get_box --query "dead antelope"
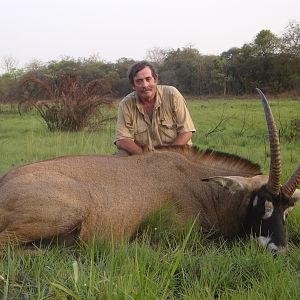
[0,89,299,253]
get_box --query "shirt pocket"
[159,120,177,144]
[134,125,148,146]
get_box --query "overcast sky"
[1,0,299,69]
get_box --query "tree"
[111,57,136,95]
[220,47,245,94]
[47,58,81,76]
[281,20,300,57]
[145,47,171,65]
[19,73,114,131]
[0,55,24,102]
[25,59,45,72]
[161,46,203,94]
[1,55,18,74]
[253,30,280,56]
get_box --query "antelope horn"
[281,165,300,197]
[256,88,281,195]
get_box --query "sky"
[1,0,299,70]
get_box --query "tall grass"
[0,98,300,299]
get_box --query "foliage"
[252,29,280,56]
[0,21,300,101]
[281,20,300,57]
[19,73,115,132]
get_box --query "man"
[115,61,195,155]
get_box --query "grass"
[189,98,300,178]
[0,98,300,299]
[0,109,116,174]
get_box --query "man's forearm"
[172,131,193,146]
[115,139,144,155]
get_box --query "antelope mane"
[156,145,262,177]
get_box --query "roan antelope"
[0,89,299,253]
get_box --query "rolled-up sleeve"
[114,101,134,143]
[172,88,196,134]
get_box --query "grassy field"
[0,98,300,299]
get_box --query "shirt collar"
[135,85,162,113]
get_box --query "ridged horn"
[281,165,300,197]
[256,88,281,195]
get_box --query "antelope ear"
[202,175,268,193]
[291,189,300,203]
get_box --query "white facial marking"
[283,207,294,222]
[267,242,279,252]
[253,196,258,207]
[258,236,271,248]
[258,236,286,253]
[263,201,274,219]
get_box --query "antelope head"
[205,89,300,253]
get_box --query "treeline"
[1,21,299,102]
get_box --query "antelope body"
[0,90,299,252]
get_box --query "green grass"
[0,98,300,299]
[189,98,300,178]
[0,110,116,174]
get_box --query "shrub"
[19,73,115,131]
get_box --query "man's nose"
[141,80,148,87]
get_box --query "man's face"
[133,66,158,102]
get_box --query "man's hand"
[116,139,144,155]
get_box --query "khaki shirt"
[115,85,196,150]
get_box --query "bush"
[19,73,115,131]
